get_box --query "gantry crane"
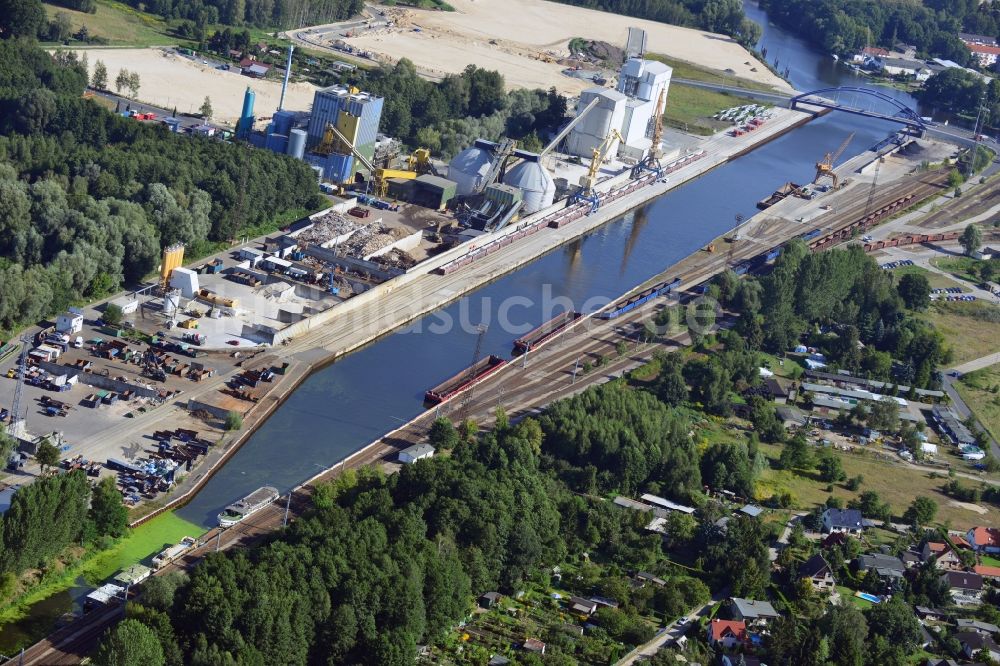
[571,128,625,213]
[813,132,855,189]
[633,87,667,178]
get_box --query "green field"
[44,0,180,47]
[888,264,966,291]
[933,256,1000,284]
[754,442,999,530]
[646,52,779,92]
[664,84,763,135]
[923,300,1000,364]
[956,363,1000,444]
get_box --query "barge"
[151,536,197,570]
[597,277,682,320]
[757,182,802,209]
[218,485,280,527]
[424,355,508,405]
[513,311,583,354]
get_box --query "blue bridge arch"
[790,86,926,136]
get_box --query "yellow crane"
[814,132,855,189]
[573,128,625,212]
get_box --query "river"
[0,2,937,654]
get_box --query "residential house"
[522,638,546,654]
[764,377,791,404]
[635,571,666,587]
[776,405,807,429]
[967,526,1000,554]
[857,553,906,589]
[568,596,598,616]
[940,570,984,604]
[708,619,749,650]
[800,554,836,592]
[933,405,977,446]
[900,549,921,568]
[398,443,434,464]
[973,564,1000,580]
[914,606,946,622]
[957,631,1000,662]
[956,619,1000,635]
[740,505,764,518]
[730,598,780,628]
[853,46,889,68]
[478,592,501,609]
[967,43,1000,69]
[488,656,510,666]
[922,542,962,570]
[822,532,850,549]
[960,32,999,47]
[822,508,864,535]
[723,656,763,666]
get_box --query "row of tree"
[758,0,982,62]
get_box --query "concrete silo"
[566,88,627,158]
[287,128,307,160]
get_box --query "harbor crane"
[632,88,667,179]
[813,132,855,189]
[317,122,417,197]
[571,128,625,213]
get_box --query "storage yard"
[291,0,790,94]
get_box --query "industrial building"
[566,57,672,161]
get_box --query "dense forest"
[757,0,990,62]
[119,0,363,31]
[552,0,761,48]
[717,240,950,389]
[0,38,323,331]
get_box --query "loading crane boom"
[539,96,600,158]
[316,122,377,178]
[632,87,667,178]
[571,128,625,213]
[813,132,854,189]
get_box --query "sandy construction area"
[344,0,789,94]
[77,48,317,125]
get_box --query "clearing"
[888,264,965,291]
[337,0,789,94]
[664,85,764,136]
[923,300,1000,364]
[74,48,317,125]
[43,0,177,47]
[956,362,1000,443]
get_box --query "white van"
[73,336,84,348]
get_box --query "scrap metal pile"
[297,211,364,245]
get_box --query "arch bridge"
[790,87,926,136]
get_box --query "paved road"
[951,353,1000,376]
[615,588,728,665]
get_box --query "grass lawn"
[44,0,180,47]
[646,53,778,92]
[754,442,1000,530]
[933,256,999,284]
[980,554,1000,567]
[759,352,803,380]
[889,264,965,291]
[664,84,763,135]
[922,300,1000,364]
[956,363,1000,443]
[836,585,873,609]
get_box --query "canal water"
[0,2,938,652]
[175,5,923,529]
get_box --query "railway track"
[11,165,947,665]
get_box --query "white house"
[56,311,83,334]
[398,443,435,465]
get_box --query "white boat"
[218,486,280,527]
[152,536,197,570]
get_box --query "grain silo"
[447,143,495,196]
[503,157,555,214]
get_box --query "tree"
[90,476,129,538]
[102,303,124,326]
[224,411,243,431]
[849,490,891,523]
[92,59,108,90]
[428,417,459,450]
[51,12,73,42]
[114,68,130,95]
[35,438,61,473]
[0,432,15,466]
[896,273,930,310]
[903,496,937,526]
[127,71,140,98]
[961,224,983,256]
[654,354,688,406]
[93,618,165,666]
[200,96,213,120]
[817,453,846,483]
[864,596,922,665]
[778,433,813,471]
[822,603,868,666]
[749,396,785,442]
[864,399,899,434]
[0,0,47,37]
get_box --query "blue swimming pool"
[855,592,882,603]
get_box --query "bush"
[103,303,124,326]
[224,411,243,431]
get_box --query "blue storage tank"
[266,133,288,154]
[272,110,296,137]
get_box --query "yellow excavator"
[814,132,854,189]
